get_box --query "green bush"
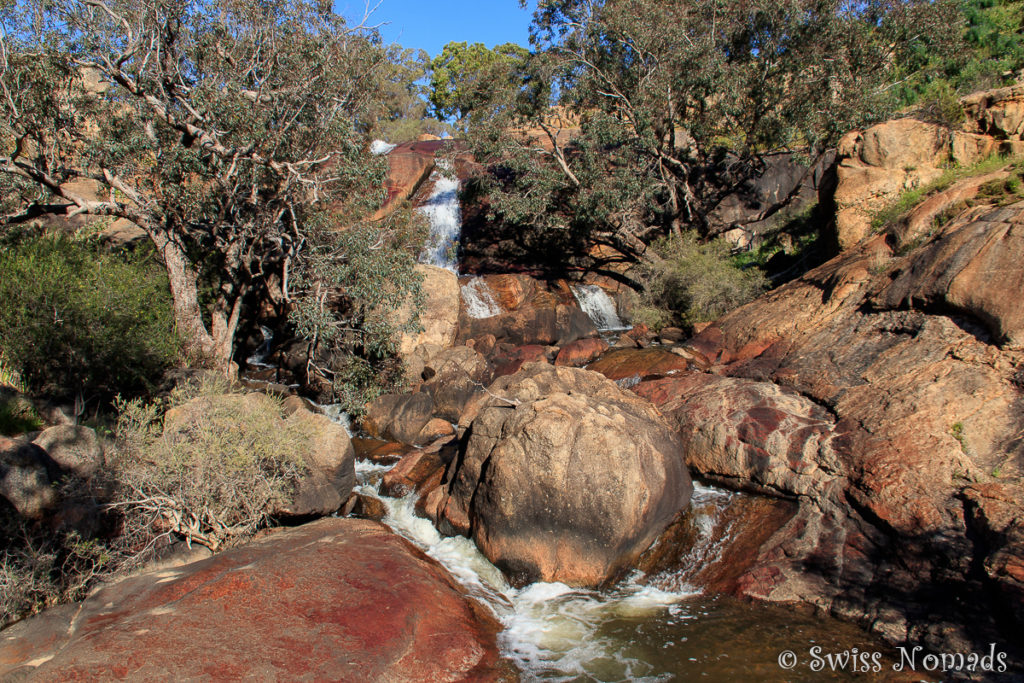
[108,377,310,552]
[637,233,768,330]
[0,233,180,402]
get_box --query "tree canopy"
[463,0,959,264]
[0,0,424,382]
[428,41,530,126]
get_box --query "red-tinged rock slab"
[554,337,609,367]
[491,344,549,378]
[351,437,412,465]
[674,199,1024,659]
[0,518,514,682]
[585,347,691,381]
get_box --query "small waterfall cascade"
[352,460,757,681]
[570,284,628,331]
[245,325,275,368]
[461,277,503,319]
[418,162,462,272]
[370,139,397,156]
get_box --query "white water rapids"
[353,459,742,681]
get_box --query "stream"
[351,458,903,682]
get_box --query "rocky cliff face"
[670,189,1024,656]
[833,84,1024,249]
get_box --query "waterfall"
[461,277,503,319]
[245,325,274,368]
[418,164,462,272]
[571,284,627,331]
[370,139,397,156]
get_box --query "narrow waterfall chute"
[571,284,627,331]
[418,164,462,272]
[461,277,503,319]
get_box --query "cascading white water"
[461,277,503,319]
[370,139,397,156]
[245,325,275,368]
[418,164,462,272]
[570,284,628,332]
[352,461,750,681]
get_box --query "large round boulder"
[0,518,511,681]
[435,363,692,587]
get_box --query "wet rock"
[460,304,598,348]
[436,363,692,587]
[0,518,511,682]
[554,338,609,367]
[342,492,388,521]
[586,347,691,381]
[351,438,410,465]
[380,449,447,499]
[362,392,435,446]
[657,327,686,344]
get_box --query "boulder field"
[0,518,513,682]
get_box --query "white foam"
[418,166,462,272]
[353,457,715,681]
[571,284,628,332]
[370,139,397,155]
[461,277,503,318]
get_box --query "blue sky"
[336,1,537,57]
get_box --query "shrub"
[107,377,310,553]
[0,233,180,403]
[637,233,768,330]
[0,504,112,628]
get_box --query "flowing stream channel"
[350,457,899,682]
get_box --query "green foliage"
[289,209,427,410]
[0,233,179,401]
[0,389,42,436]
[465,0,958,266]
[951,421,970,454]
[870,153,1020,232]
[0,0,410,366]
[371,45,454,143]
[428,41,531,125]
[637,233,768,330]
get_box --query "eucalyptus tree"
[468,0,959,261]
[0,0,421,374]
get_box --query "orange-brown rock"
[0,519,512,682]
[554,338,609,367]
[669,198,1024,656]
[833,119,949,249]
[491,344,550,378]
[380,449,448,499]
[586,347,691,381]
[371,140,439,220]
[435,364,692,587]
